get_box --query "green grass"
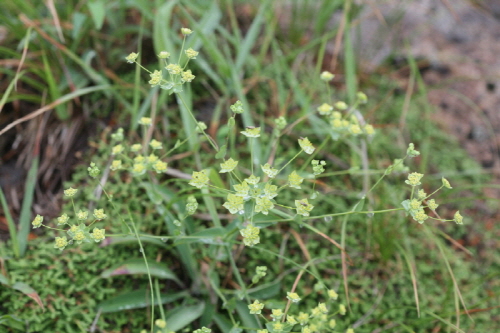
[0,1,499,332]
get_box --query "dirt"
[358,0,500,176]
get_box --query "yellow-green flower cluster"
[288,170,304,189]
[241,126,261,138]
[223,194,244,214]
[252,266,267,284]
[189,170,210,189]
[126,28,198,93]
[295,199,314,217]
[185,196,198,216]
[31,214,44,228]
[64,187,78,197]
[401,166,462,224]
[248,300,265,314]
[240,224,260,246]
[107,129,169,176]
[320,71,335,81]
[220,158,238,173]
[405,172,423,186]
[287,292,301,303]
[298,137,315,154]
[316,75,374,139]
[90,227,106,242]
[261,163,278,178]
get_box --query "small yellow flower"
[339,304,346,315]
[181,28,193,35]
[125,52,139,63]
[158,51,170,59]
[132,163,147,176]
[110,160,122,171]
[149,139,162,150]
[155,319,167,328]
[357,91,367,103]
[139,117,152,126]
[298,137,315,154]
[181,70,195,83]
[131,144,142,152]
[56,214,69,226]
[335,101,348,110]
[166,64,182,75]
[364,124,374,135]
[153,160,168,173]
[405,172,424,187]
[112,144,124,155]
[64,187,78,197]
[31,215,44,228]
[90,228,106,242]
[93,209,107,220]
[185,48,199,59]
[286,291,301,303]
[328,289,338,300]
[453,211,463,224]
[320,71,335,81]
[76,210,88,220]
[241,126,261,138]
[248,300,264,314]
[317,103,333,115]
[54,236,68,250]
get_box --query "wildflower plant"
[28,27,467,333]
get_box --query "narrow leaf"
[165,302,205,332]
[12,282,44,310]
[101,259,181,285]
[98,289,189,313]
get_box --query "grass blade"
[17,155,39,257]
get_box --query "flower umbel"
[295,199,314,217]
[54,236,68,251]
[405,172,424,186]
[287,292,301,303]
[240,224,260,246]
[223,194,244,214]
[189,171,209,189]
[31,215,43,228]
[298,137,315,154]
[248,300,264,314]
[125,52,138,63]
[241,127,261,138]
[220,158,238,173]
[90,228,106,242]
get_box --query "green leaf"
[0,273,9,285]
[165,302,205,331]
[12,282,44,309]
[235,300,260,330]
[213,313,233,333]
[175,227,227,245]
[208,167,225,189]
[87,0,105,30]
[215,144,227,159]
[0,314,24,331]
[71,12,87,40]
[98,289,189,313]
[17,155,39,257]
[100,235,167,248]
[101,258,181,284]
[248,280,281,299]
[353,196,365,212]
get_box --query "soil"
[357,0,500,178]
